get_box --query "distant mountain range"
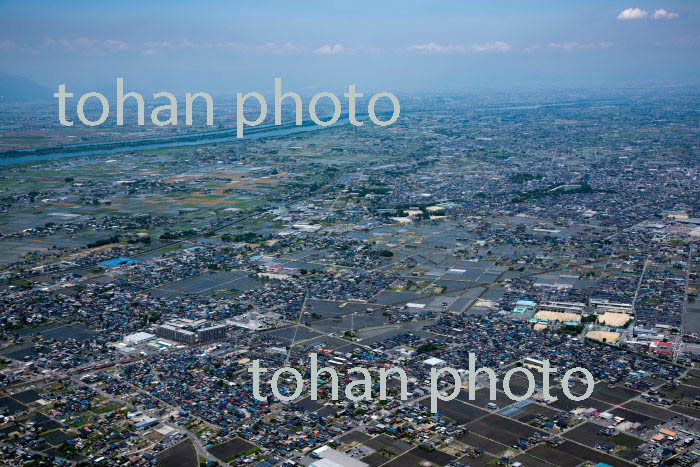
[0,72,51,101]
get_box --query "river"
[0,99,611,167]
[0,115,368,167]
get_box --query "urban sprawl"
[0,88,699,467]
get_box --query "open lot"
[361,452,391,467]
[456,432,508,456]
[465,414,546,447]
[585,383,640,406]
[407,446,455,465]
[363,434,412,457]
[207,437,257,461]
[457,388,515,410]
[564,422,643,451]
[527,440,636,467]
[419,398,488,424]
[12,390,41,404]
[456,453,497,466]
[157,440,197,467]
[151,270,264,297]
[610,406,664,426]
[621,400,677,423]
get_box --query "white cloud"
[659,34,700,46]
[472,41,511,53]
[160,39,298,55]
[141,41,171,56]
[259,41,301,54]
[46,37,97,50]
[180,39,196,49]
[653,9,679,20]
[104,39,128,50]
[315,44,344,55]
[617,8,648,20]
[72,37,96,48]
[347,45,381,55]
[4,37,373,57]
[547,41,615,51]
[407,42,466,53]
[205,41,243,49]
[144,41,171,48]
[0,39,18,50]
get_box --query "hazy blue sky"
[1,0,699,94]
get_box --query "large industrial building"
[310,446,369,467]
[155,319,227,345]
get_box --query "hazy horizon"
[1,0,699,94]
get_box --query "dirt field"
[586,330,621,343]
[534,311,581,322]
[598,312,631,327]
